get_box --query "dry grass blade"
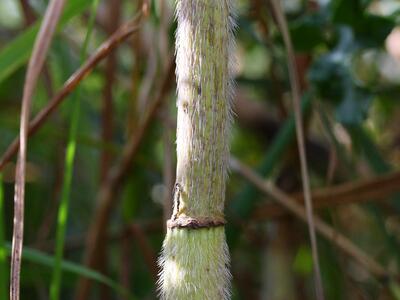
[230,157,392,282]
[269,0,324,298]
[11,0,66,299]
[0,16,145,172]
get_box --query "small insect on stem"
[171,183,182,221]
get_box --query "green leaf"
[0,0,91,85]
[5,244,135,299]
[310,27,376,125]
[335,87,373,125]
[331,0,364,26]
[357,14,394,47]
[290,15,326,52]
[331,0,394,47]
[293,245,313,275]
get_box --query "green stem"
[0,174,6,300]
[159,1,234,299]
[50,1,100,299]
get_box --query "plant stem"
[270,1,324,298]
[0,174,6,300]
[159,1,234,299]
[11,1,66,299]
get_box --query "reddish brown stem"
[254,171,400,220]
[100,0,121,183]
[231,157,392,282]
[98,2,122,299]
[119,232,132,300]
[18,0,36,26]
[129,224,158,281]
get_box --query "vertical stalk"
[100,0,120,183]
[270,1,324,298]
[11,1,66,299]
[0,174,6,300]
[159,1,234,299]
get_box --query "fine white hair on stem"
[158,228,232,300]
[173,0,235,216]
[159,0,235,299]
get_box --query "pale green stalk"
[159,1,235,299]
[50,0,100,299]
[0,174,6,300]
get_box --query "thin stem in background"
[49,0,100,299]
[18,0,36,26]
[129,224,158,281]
[100,0,121,183]
[76,56,174,300]
[0,174,6,300]
[255,170,400,219]
[127,0,144,136]
[119,232,132,300]
[230,157,391,282]
[270,1,324,299]
[11,0,66,299]
[98,2,121,298]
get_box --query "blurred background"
[1,0,400,299]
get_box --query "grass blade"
[50,0,100,299]
[4,244,134,299]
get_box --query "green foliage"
[4,244,134,299]
[332,0,394,47]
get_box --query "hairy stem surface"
[159,1,234,299]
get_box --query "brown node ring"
[167,216,226,230]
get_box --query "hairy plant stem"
[159,1,234,299]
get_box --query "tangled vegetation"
[0,0,400,299]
